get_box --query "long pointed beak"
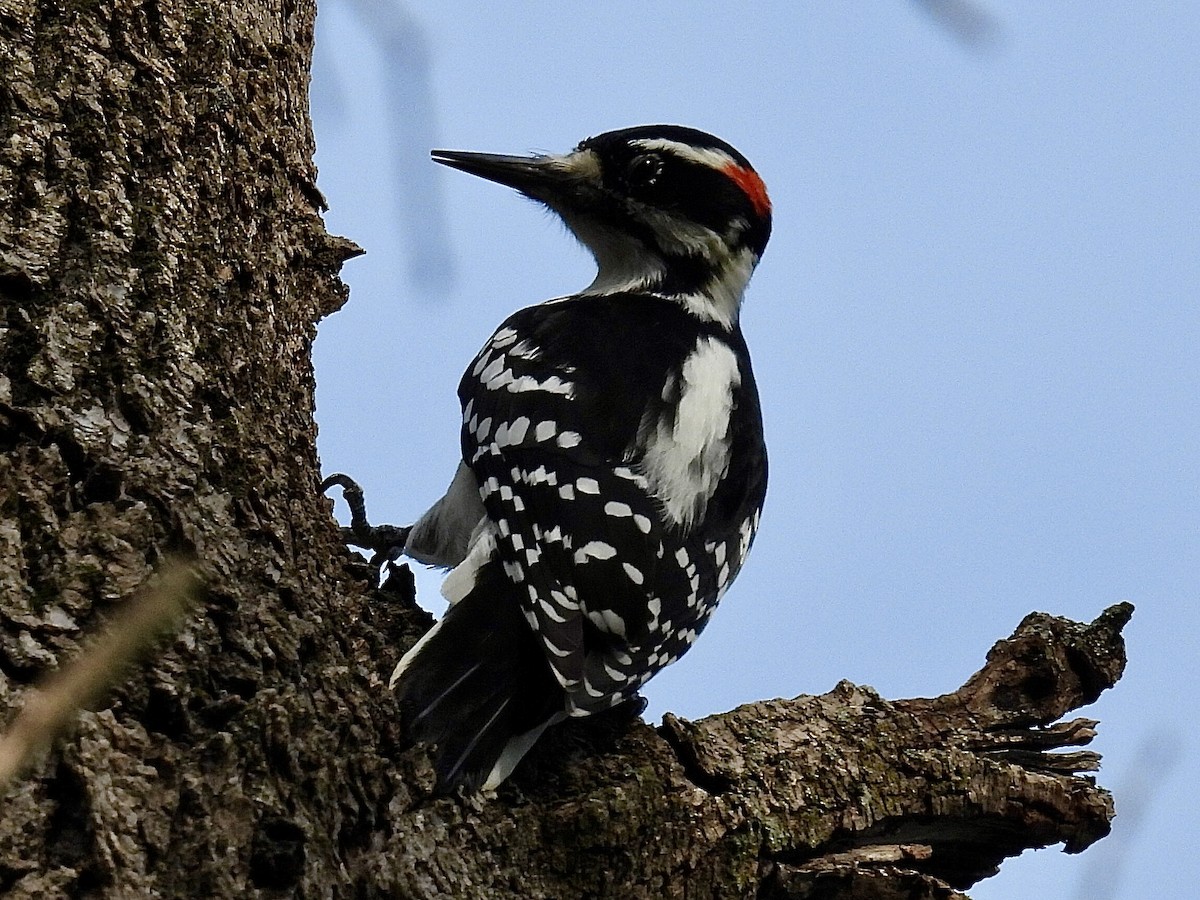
[431,149,579,202]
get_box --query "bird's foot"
[320,473,412,567]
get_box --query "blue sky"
[310,4,1199,897]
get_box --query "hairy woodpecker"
[391,125,771,794]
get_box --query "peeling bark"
[0,2,1128,898]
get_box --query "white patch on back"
[638,336,740,529]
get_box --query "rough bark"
[0,2,1129,898]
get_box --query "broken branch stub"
[657,603,1132,893]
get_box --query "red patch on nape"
[723,163,772,218]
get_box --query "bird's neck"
[584,245,757,330]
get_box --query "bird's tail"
[389,562,563,794]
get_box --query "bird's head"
[433,125,772,328]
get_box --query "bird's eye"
[626,153,664,194]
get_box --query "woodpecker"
[390,125,771,794]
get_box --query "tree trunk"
[0,2,1129,897]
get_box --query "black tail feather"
[393,563,562,793]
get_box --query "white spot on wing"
[574,540,617,563]
[587,607,627,638]
[486,367,515,391]
[540,597,568,623]
[491,326,519,348]
[509,339,540,360]
[509,374,574,396]
[613,466,647,486]
[478,355,505,384]
[472,351,494,377]
[507,416,530,445]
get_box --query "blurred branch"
[316,0,456,295]
[0,560,204,790]
[911,0,1004,51]
[1073,728,1184,900]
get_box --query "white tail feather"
[481,714,565,792]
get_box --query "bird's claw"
[321,473,412,566]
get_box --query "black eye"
[626,153,664,194]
